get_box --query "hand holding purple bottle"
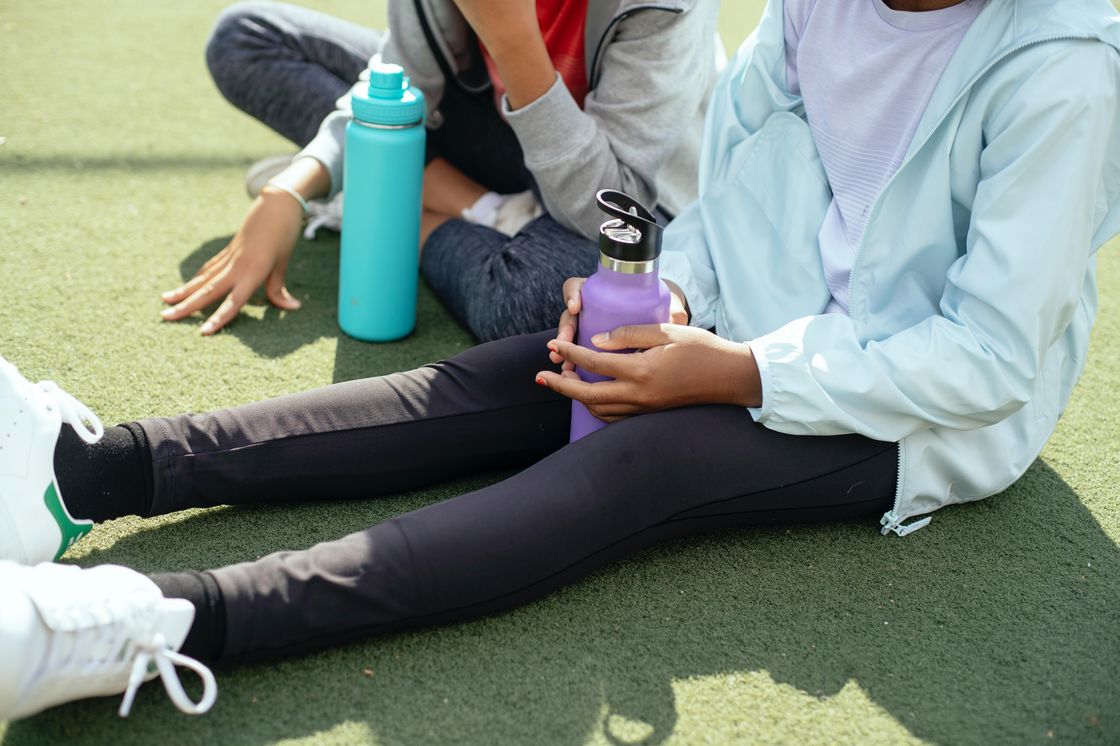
[563,191,675,441]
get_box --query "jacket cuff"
[746,318,816,426]
[296,111,349,199]
[746,336,777,422]
[502,73,596,167]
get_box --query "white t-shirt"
[784,0,985,314]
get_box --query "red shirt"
[479,0,590,110]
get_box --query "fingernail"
[567,300,577,312]
[200,323,213,335]
[160,308,174,319]
[546,341,557,352]
[160,291,174,300]
[592,332,608,345]
[535,377,546,386]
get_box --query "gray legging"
[205,0,601,341]
[131,331,899,662]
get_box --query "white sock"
[492,191,544,236]
[460,191,504,229]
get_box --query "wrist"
[722,340,762,408]
[260,183,309,216]
[255,188,309,231]
[488,36,555,110]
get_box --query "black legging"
[92,331,899,662]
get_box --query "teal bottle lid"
[351,62,426,127]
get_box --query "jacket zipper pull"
[880,511,932,537]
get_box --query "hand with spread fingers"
[538,322,763,422]
[160,157,328,335]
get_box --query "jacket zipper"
[850,34,1096,537]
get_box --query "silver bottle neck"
[599,252,658,275]
[353,118,424,130]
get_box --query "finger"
[562,277,585,317]
[535,370,629,406]
[591,323,672,351]
[196,246,232,277]
[200,286,251,335]
[588,402,643,418]
[547,340,633,378]
[160,273,232,322]
[669,295,689,326]
[161,265,223,305]
[265,258,302,311]
[550,310,576,364]
[556,312,577,344]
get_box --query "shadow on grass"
[173,236,474,382]
[0,154,259,173]
[3,461,1116,745]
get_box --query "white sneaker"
[0,357,104,565]
[245,153,295,198]
[303,190,343,239]
[0,561,217,720]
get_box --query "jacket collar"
[907,0,1120,160]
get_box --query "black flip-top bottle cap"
[596,190,662,263]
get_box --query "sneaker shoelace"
[42,601,217,717]
[37,381,104,444]
[119,633,217,717]
[303,192,343,240]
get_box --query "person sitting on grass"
[159,0,721,341]
[2,0,1118,721]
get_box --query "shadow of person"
[4,460,1116,745]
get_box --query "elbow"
[949,354,1037,429]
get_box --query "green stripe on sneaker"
[43,482,92,559]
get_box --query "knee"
[205,1,277,80]
[470,281,562,343]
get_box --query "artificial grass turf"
[1,0,1118,743]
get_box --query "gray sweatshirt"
[298,0,722,239]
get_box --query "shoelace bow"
[119,633,217,717]
[37,381,104,444]
[42,607,218,717]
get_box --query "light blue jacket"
[659,0,1120,536]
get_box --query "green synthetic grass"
[1,1,1118,743]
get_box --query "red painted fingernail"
[535,377,546,386]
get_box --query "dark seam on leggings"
[656,441,898,524]
[233,450,896,659]
[149,397,564,463]
[653,498,890,526]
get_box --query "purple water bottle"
[570,190,671,441]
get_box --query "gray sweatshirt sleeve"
[298,106,351,198]
[297,3,451,199]
[503,1,719,239]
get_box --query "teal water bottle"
[338,62,426,341]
